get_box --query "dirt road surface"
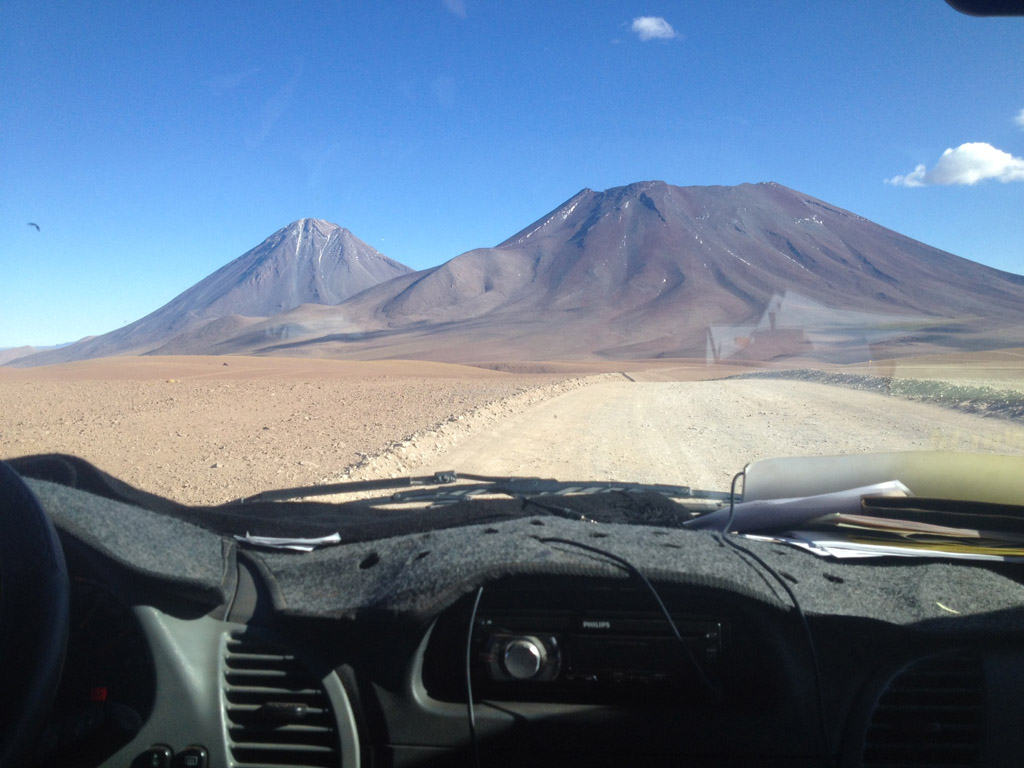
[345,377,1024,492]
[5,355,1024,503]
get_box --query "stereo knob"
[502,637,545,680]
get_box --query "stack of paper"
[688,481,1024,561]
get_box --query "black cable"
[716,466,830,754]
[465,585,484,768]
[533,535,722,703]
[716,528,835,757]
[721,470,745,534]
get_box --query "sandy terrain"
[0,356,573,504]
[3,354,1023,505]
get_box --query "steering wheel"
[0,461,70,767]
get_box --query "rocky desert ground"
[0,356,580,504]
[3,353,1024,505]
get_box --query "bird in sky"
[27,222,40,231]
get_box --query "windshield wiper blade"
[226,471,731,506]
[226,470,462,504]
[391,477,729,505]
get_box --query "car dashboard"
[12,456,1024,768]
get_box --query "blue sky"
[2,1,1022,348]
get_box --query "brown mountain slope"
[0,346,39,365]
[213,181,1024,362]
[14,182,1024,366]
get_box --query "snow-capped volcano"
[18,219,412,364]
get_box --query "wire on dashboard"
[465,585,484,768]
[721,470,745,534]
[715,468,832,757]
[532,532,722,703]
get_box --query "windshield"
[2,2,1023,508]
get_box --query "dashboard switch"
[174,745,208,768]
[133,745,172,768]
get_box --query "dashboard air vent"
[861,652,984,768]
[223,630,341,768]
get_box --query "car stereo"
[474,609,725,701]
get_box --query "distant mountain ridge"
[12,183,1024,366]
[0,346,42,365]
[18,218,413,365]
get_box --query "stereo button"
[503,637,544,680]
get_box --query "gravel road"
[6,356,1023,503]
[346,377,1024,492]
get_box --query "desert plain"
[3,351,1024,506]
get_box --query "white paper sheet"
[742,533,1024,562]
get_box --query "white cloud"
[1015,108,1024,129]
[442,0,467,18]
[885,142,1024,187]
[631,16,677,41]
[885,164,928,188]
